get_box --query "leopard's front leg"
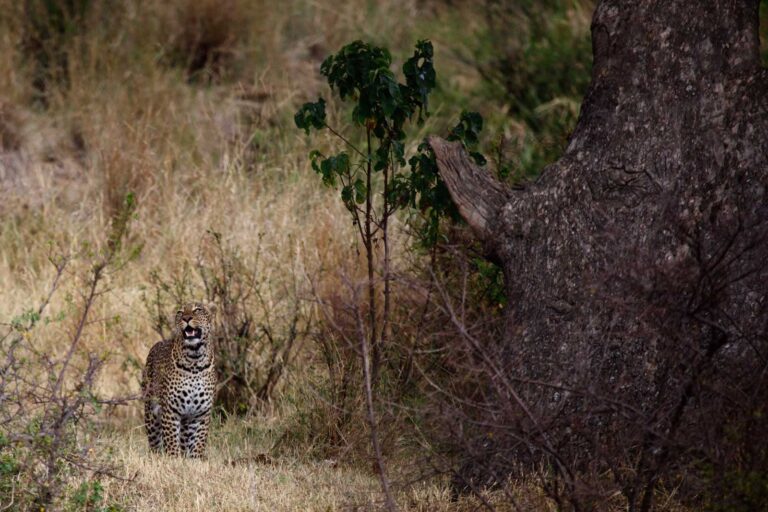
[181,413,211,458]
[161,406,182,456]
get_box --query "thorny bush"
[141,230,307,416]
[0,193,140,511]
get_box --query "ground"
[95,414,539,511]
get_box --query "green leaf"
[374,143,389,171]
[309,150,325,174]
[313,152,350,187]
[448,111,487,165]
[403,40,436,122]
[470,151,487,166]
[341,184,353,208]
[295,98,327,134]
[354,178,366,204]
[448,111,484,145]
[392,140,405,166]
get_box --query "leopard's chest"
[163,368,215,418]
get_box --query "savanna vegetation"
[2,0,767,511]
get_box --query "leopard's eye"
[193,307,203,313]
[176,310,183,316]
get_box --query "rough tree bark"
[432,0,768,508]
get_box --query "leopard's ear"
[205,302,218,316]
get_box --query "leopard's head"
[175,302,215,349]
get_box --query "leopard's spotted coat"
[142,302,217,458]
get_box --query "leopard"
[142,302,217,458]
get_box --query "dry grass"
[92,418,550,511]
[0,1,597,509]
[0,0,454,405]
[100,421,384,511]
[0,0,460,508]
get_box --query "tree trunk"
[432,0,768,505]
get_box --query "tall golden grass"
[0,1,595,509]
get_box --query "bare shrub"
[141,230,307,416]
[301,286,363,454]
[0,194,139,510]
[299,271,421,462]
[294,232,504,487]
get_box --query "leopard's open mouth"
[183,326,202,340]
